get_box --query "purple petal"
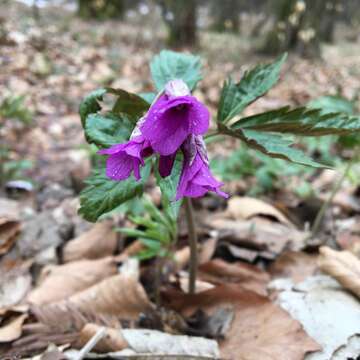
[105,153,133,181]
[159,153,176,178]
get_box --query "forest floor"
[1,1,360,359]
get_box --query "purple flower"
[141,80,210,156]
[176,135,228,200]
[98,134,152,181]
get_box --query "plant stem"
[311,152,358,237]
[184,197,198,294]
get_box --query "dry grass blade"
[63,220,117,262]
[318,246,360,299]
[27,257,118,305]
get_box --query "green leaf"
[85,112,134,148]
[308,95,355,115]
[78,162,151,222]
[139,92,156,104]
[108,88,150,120]
[232,106,360,136]
[150,50,202,91]
[217,54,287,123]
[155,154,183,221]
[117,228,147,238]
[79,88,106,127]
[222,125,326,168]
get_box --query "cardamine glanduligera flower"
[98,79,227,199]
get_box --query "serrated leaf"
[78,162,151,222]
[79,88,106,127]
[217,54,287,123]
[222,125,326,168]
[232,106,360,136]
[156,154,183,222]
[150,50,202,91]
[108,88,150,119]
[85,112,134,148]
[308,95,355,115]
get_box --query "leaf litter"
[1,1,360,359]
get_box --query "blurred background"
[0,0,360,200]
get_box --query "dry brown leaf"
[318,246,360,299]
[0,314,27,343]
[163,285,320,360]
[0,260,32,309]
[63,220,117,263]
[208,217,308,260]
[269,251,319,283]
[75,323,128,353]
[41,273,153,320]
[226,196,294,226]
[0,220,21,255]
[27,257,118,305]
[198,259,270,296]
[114,240,144,262]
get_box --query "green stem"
[311,151,358,237]
[184,197,198,294]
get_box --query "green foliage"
[232,106,360,136]
[150,50,202,92]
[308,95,355,115]
[217,54,287,123]
[78,162,151,222]
[117,196,178,260]
[85,113,133,149]
[0,95,32,125]
[79,88,107,127]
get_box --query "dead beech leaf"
[198,259,270,296]
[63,220,117,262]
[0,220,21,255]
[43,273,153,320]
[76,323,128,353]
[163,285,320,360]
[0,260,32,309]
[208,218,308,260]
[318,246,360,299]
[226,196,294,226]
[27,257,118,305]
[269,251,318,283]
[0,314,27,342]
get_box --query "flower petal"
[105,152,133,181]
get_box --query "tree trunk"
[211,0,241,33]
[78,0,125,20]
[262,0,338,57]
[159,0,198,48]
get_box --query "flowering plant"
[79,50,360,293]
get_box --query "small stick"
[74,326,106,360]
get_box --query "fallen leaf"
[226,196,294,226]
[27,257,118,305]
[198,259,270,295]
[0,314,27,343]
[208,217,308,260]
[163,285,320,360]
[39,273,153,320]
[63,220,117,263]
[76,323,127,353]
[271,275,360,360]
[318,246,360,299]
[269,251,318,283]
[0,260,32,309]
[122,329,220,358]
[0,220,21,255]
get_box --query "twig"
[184,197,198,294]
[74,326,106,360]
